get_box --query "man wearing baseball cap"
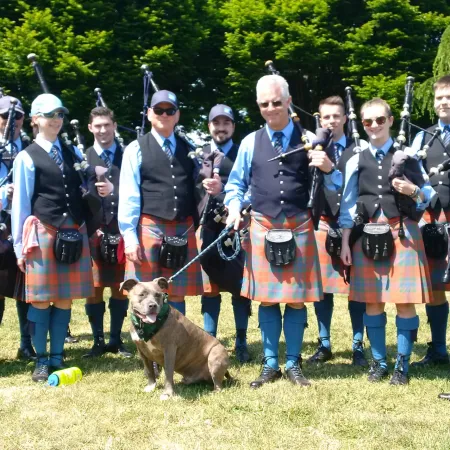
[0,94,36,362]
[119,90,203,321]
[197,104,252,363]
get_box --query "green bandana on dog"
[130,303,170,342]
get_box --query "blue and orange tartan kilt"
[421,210,450,299]
[350,214,432,304]
[89,230,125,289]
[125,215,203,297]
[241,210,323,304]
[315,217,350,295]
[24,219,94,303]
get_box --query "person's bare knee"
[366,303,385,315]
[396,304,416,318]
[86,287,105,304]
[110,287,127,300]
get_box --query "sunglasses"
[362,116,387,127]
[258,100,284,109]
[0,112,24,121]
[38,111,65,119]
[153,107,178,116]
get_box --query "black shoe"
[32,364,49,383]
[285,360,311,387]
[250,363,282,389]
[235,345,251,363]
[82,339,106,358]
[307,339,333,364]
[104,341,133,358]
[438,393,450,400]
[411,342,449,368]
[390,369,409,385]
[17,347,37,362]
[352,344,368,367]
[368,361,389,382]
[65,327,79,344]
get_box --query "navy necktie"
[101,150,112,168]
[273,131,284,156]
[50,145,64,171]
[333,143,342,164]
[375,149,384,163]
[443,126,450,148]
[162,139,173,161]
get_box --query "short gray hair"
[256,75,290,102]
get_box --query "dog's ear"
[155,277,169,292]
[120,278,139,293]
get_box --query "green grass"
[1,294,450,450]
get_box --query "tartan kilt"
[89,230,125,289]
[25,218,94,303]
[241,210,322,304]
[125,215,202,297]
[316,218,350,295]
[421,210,450,294]
[350,214,432,304]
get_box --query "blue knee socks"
[27,305,51,366]
[313,293,333,349]
[259,304,282,370]
[109,298,128,346]
[364,312,387,368]
[348,301,366,350]
[425,302,448,356]
[49,306,71,366]
[16,300,33,350]
[284,306,307,369]
[201,295,221,337]
[232,295,251,347]
[168,300,186,315]
[85,301,105,341]
[396,315,419,375]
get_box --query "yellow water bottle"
[47,367,82,387]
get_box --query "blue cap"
[208,104,234,122]
[47,374,60,387]
[30,94,69,116]
[0,95,25,115]
[150,90,178,109]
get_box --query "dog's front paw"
[159,392,174,401]
[144,382,157,393]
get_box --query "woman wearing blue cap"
[11,93,96,382]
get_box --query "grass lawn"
[1,293,450,450]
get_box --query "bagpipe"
[344,86,363,154]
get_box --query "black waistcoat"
[357,145,399,218]
[251,127,310,218]
[85,145,122,232]
[139,132,196,221]
[26,141,84,227]
[322,138,356,219]
[420,125,450,212]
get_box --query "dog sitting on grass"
[121,277,231,400]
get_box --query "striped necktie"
[375,148,384,163]
[443,126,450,148]
[273,131,284,156]
[162,139,173,161]
[101,150,112,168]
[50,145,64,171]
[333,143,342,164]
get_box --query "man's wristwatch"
[409,186,420,199]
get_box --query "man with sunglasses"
[119,90,202,317]
[0,95,36,362]
[224,75,340,388]
[307,95,368,367]
[408,75,450,373]
[197,104,252,363]
[339,97,434,385]
[11,93,96,382]
[81,106,131,358]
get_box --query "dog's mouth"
[134,311,158,324]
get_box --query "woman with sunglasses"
[11,93,95,382]
[339,97,435,385]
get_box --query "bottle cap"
[47,374,60,387]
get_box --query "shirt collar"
[93,140,117,157]
[369,137,393,156]
[438,119,450,131]
[265,119,294,142]
[36,134,61,153]
[151,127,176,151]
[3,137,22,154]
[334,134,347,149]
[211,139,234,155]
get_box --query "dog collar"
[130,302,170,342]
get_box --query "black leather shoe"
[438,392,450,400]
[250,365,282,389]
[17,347,37,362]
[352,346,368,367]
[285,361,311,387]
[390,369,409,385]
[307,339,333,364]
[368,361,389,382]
[32,364,49,382]
[83,339,106,358]
[411,342,449,367]
[235,345,251,363]
[65,327,79,344]
[104,341,133,358]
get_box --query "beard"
[213,134,232,146]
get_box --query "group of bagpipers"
[1,69,450,399]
